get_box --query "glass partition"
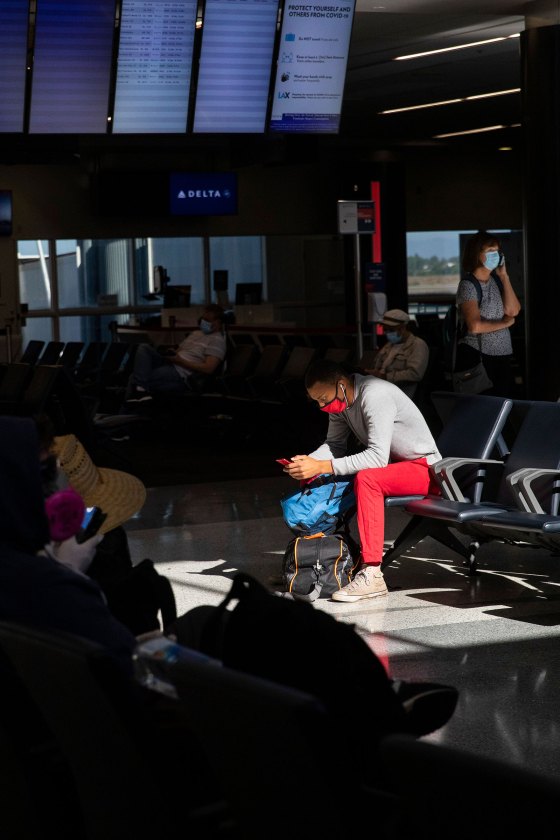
[17,235,267,342]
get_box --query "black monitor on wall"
[213,270,228,291]
[235,283,262,306]
[0,190,12,236]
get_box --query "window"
[17,235,267,342]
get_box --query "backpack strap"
[453,274,486,367]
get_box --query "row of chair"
[18,339,137,386]
[382,393,560,576]
[125,342,358,445]
[18,336,358,403]
[208,343,352,400]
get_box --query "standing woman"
[456,230,521,397]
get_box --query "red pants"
[354,458,439,566]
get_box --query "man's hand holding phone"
[276,458,291,467]
[285,455,333,483]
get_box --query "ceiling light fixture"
[466,88,520,101]
[380,87,520,115]
[381,98,462,114]
[434,123,520,139]
[394,33,520,62]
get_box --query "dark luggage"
[282,532,356,602]
[88,526,177,635]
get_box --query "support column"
[521,24,560,399]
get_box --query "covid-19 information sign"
[269,0,356,134]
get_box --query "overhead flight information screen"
[0,1,28,132]
[269,0,356,133]
[193,0,279,134]
[29,0,115,133]
[112,0,198,133]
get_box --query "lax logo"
[278,91,290,99]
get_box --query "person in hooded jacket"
[0,415,137,676]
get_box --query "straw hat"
[52,434,146,534]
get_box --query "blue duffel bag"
[280,474,356,536]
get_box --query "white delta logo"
[177,189,231,199]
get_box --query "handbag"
[452,360,493,394]
[452,333,493,395]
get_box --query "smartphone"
[498,251,505,267]
[76,506,107,543]
[276,458,291,466]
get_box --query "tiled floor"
[125,475,560,780]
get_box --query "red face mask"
[320,382,348,414]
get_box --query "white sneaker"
[331,565,388,602]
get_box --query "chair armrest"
[437,458,504,503]
[507,467,560,514]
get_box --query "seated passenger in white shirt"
[126,304,227,401]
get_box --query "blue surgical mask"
[385,331,402,344]
[199,318,213,335]
[482,250,500,271]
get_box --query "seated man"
[366,309,429,398]
[284,359,441,602]
[126,303,227,401]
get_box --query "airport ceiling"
[0,0,553,165]
[341,0,532,151]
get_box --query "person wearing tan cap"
[365,309,429,399]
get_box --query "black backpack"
[443,272,504,372]
[87,526,177,635]
[184,572,409,773]
[282,532,357,602]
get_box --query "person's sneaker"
[393,680,459,736]
[126,387,153,403]
[331,565,388,602]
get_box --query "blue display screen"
[193,0,279,134]
[0,1,28,133]
[112,0,198,133]
[170,173,238,215]
[29,0,116,133]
